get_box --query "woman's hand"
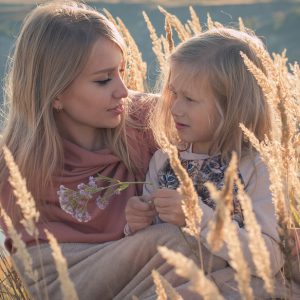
[125,196,157,234]
[151,188,186,227]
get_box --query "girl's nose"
[170,99,184,117]
[113,76,128,99]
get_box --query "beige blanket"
[13,223,300,300]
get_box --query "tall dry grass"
[0,5,299,300]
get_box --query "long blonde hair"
[152,27,271,161]
[0,1,138,212]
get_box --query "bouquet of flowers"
[57,175,149,222]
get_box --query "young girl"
[125,28,294,298]
[0,1,198,299]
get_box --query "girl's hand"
[151,188,186,227]
[125,196,157,234]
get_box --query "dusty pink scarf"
[1,94,156,251]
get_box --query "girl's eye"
[95,78,112,85]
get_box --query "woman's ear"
[53,98,64,112]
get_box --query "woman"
[0,1,197,299]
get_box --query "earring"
[55,104,63,112]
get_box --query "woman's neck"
[58,124,104,151]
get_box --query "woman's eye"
[95,78,112,85]
[186,96,194,102]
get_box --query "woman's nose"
[113,76,128,99]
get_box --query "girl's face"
[54,37,128,147]
[169,63,220,154]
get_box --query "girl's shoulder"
[239,152,266,173]
[239,152,269,192]
[150,149,169,167]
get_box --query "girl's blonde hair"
[0,1,139,218]
[152,27,271,161]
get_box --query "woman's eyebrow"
[90,67,116,75]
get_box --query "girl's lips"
[108,104,124,115]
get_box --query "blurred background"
[0,0,300,100]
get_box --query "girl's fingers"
[126,196,154,212]
[127,216,154,223]
[158,213,186,226]
[153,197,182,208]
[152,188,179,198]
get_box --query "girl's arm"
[142,150,166,197]
[200,154,284,276]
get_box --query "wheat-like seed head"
[165,16,174,54]
[102,8,118,28]
[185,22,193,35]
[224,220,254,300]
[236,179,273,294]
[205,153,253,299]
[116,17,145,91]
[152,270,168,300]
[0,204,37,282]
[238,17,246,32]
[189,6,202,34]
[206,13,214,30]
[2,146,39,237]
[143,11,166,71]
[152,270,183,300]
[45,230,78,300]
[158,246,224,300]
[206,153,238,251]
[162,138,202,239]
[158,6,190,41]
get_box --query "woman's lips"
[108,104,124,115]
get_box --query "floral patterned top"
[157,154,245,228]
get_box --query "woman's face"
[54,37,128,146]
